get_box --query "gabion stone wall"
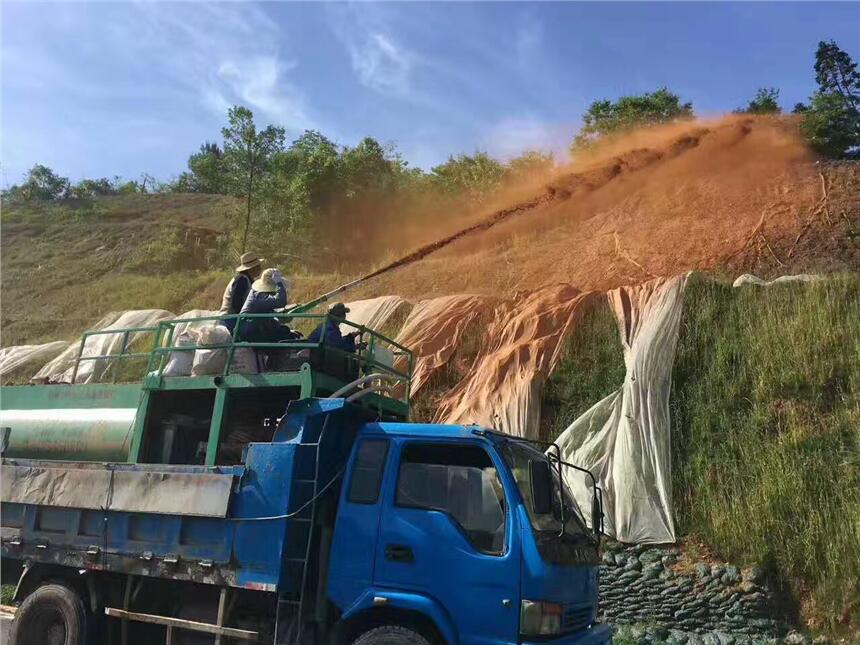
[599,541,786,644]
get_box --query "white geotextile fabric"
[341,296,408,336]
[0,341,70,377]
[32,309,175,384]
[732,273,823,287]
[555,275,688,544]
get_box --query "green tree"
[2,164,69,202]
[507,150,555,181]
[737,87,781,114]
[221,106,285,252]
[69,177,117,199]
[801,40,860,158]
[186,142,227,194]
[341,137,397,197]
[572,88,693,152]
[431,152,505,201]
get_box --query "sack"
[161,332,195,377]
[191,326,233,376]
[228,348,260,375]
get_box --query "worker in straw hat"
[237,267,299,343]
[307,303,361,352]
[219,252,265,333]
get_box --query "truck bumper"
[522,623,612,645]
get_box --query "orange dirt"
[342,115,858,301]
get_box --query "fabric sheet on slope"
[394,295,490,395]
[555,275,688,545]
[341,296,408,335]
[732,273,823,287]
[32,309,175,384]
[0,341,70,378]
[434,285,593,438]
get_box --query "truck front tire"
[351,625,434,645]
[10,583,89,645]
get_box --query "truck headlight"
[520,600,563,637]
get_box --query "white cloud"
[326,5,415,98]
[126,3,315,129]
[349,32,412,95]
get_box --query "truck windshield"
[499,440,592,544]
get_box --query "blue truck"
[0,312,609,645]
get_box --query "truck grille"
[562,604,593,632]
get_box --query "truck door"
[375,440,520,645]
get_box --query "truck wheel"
[10,583,89,645]
[351,625,434,645]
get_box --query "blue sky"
[2,2,858,186]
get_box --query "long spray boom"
[285,276,366,314]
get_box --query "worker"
[219,252,264,333]
[308,303,360,352]
[237,268,298,343]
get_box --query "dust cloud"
[316,116,824,298]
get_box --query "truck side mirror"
[591,492,603,537]
[529,460,553,515]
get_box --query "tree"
[572,88,693,152]
[221,106,285,253]
[2,164,69,202]
[801,40,860,158]
[506,151,555,182]
[431,153,505,201]
[186,142,227,194]
[792,102,809,114]
[814,40,860,111]
[69,177,117,199]
[340,137,396,197]
[737,88,781,114]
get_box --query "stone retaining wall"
[599,541,786,644]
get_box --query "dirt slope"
[349,116,858,301]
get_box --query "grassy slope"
[671,275,859,629]
[541,274,859,630]
[0,194,358,348]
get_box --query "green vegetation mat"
[671,274,859,627]
[540,274,860,627]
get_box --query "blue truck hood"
[517,507,600,629]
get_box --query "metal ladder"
[274,418,330,645]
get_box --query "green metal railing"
[69,313,414,403]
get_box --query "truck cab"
[327,421,609,645]
[1,312,608,645]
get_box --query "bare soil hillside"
[348,116,858,301]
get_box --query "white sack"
[555,275,688,544]
[190,325,233,376]
[161,332,195,377]
[31,309,175,384]
[228,348,260,375]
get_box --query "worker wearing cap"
[219,252,264,333]
[237,268,297,343]
[307,303,360,352]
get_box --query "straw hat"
[329,302,350,318]
[236,252,264,273]
[252,268,279,294]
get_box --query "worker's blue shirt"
[237,283,288,341]
[240,282,287,315]
[308,319,356,352]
